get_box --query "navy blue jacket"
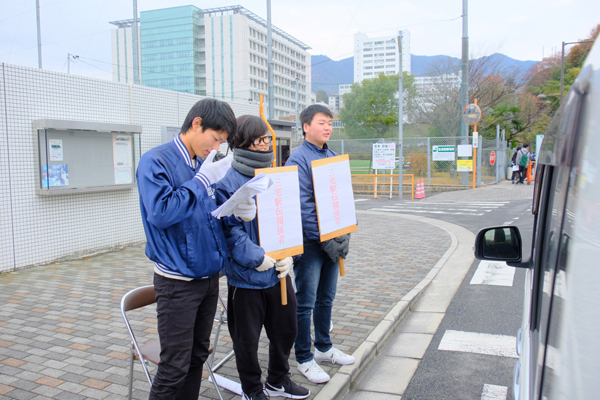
[136,138,227,279]
[215,168,280,289]
[285,140,338,242]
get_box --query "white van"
[473,38,600,400]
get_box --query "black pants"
[519,166,527,183]
[150,273,219,400]
[511,169,520,181]
[227,276,298,395]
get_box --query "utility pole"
[67,53,79,74]
[295,77,300,141]
[132,0,140,85]
[397,31,403,201]
[267,0,274,120]
[560,40,594,101]
[460,0,469,185]
[36,0,42,69]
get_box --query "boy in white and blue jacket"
[137,99,255,399]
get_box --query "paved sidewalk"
[423,179,534,202]
[0,210,451,400]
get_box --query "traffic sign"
[490,151,496,165]
[432,145,455,161]
[462,104,482,125]
[372,142,396,169]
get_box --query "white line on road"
[438,330,518,358]
[470,261,515,286]
[481,384,508,400]
[384,205,484,212]
[354,199,368,202]
[369,208,485,216]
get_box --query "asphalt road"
[354,193,534,400]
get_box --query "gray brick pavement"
[0,211,451,399]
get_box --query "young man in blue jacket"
[136,98,256,399]
[285,105,354,384]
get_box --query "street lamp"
[559,40,594,101]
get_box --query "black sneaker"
[266,374,310,399]
[242,389,269,400]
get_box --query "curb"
[313,211,462,400]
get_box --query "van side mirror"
[474,226,523,265]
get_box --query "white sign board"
[255,166,303,259]
[311,154,358,242]
[432,145,455,161]
[49,139,63,161]
[457,144,473,157]
[372,142,396,169]
[536,134,544,155]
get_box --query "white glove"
[234,198,257,221]
[197,150,233,187]
[256,254,276,272]
[275,257,293,278]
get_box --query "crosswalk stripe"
[355,199,368,202]
[438,330,518,358]
[470,261,515,286]
[369,208,484,216]
[384,205,490,212]
[481,384,508,400]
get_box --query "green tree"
[316,90,329,104]
[339,72,416,139]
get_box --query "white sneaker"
[297,359,330,384]
[314,346,355,365]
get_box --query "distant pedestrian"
[515,144,531,184]
[511,146,522,184]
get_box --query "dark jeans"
[227,276,298,395]
[150,273,219,400]
[294,240,339,364]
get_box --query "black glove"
[334,234,351,259]
[321,234,351,263]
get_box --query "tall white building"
[109,20,142,84]
[338,83,352,109]
[109,5,312,118]
[353,31,410,83]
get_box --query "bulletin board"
[33,119,142,195]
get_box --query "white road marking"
[355,199,368,202]
[438,330,518,358]
[481,384,508,400]
[369,208,484,216]
[470,261,515,286]
[384,205,484,212]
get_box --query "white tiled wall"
[0,63,258,272]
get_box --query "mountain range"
[311,54,538,94]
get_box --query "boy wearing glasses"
[137,99,256,399]
[216,115,310,400]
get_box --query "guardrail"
[351,173,415,200]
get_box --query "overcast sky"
[1,0,598,80]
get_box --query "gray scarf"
[231,148,274,177]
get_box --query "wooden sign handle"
[339,257,345,276]
[281,277,287,305]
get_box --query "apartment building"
[353,31,410,83]
[110,5,312,118]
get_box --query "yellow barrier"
[351,173,414,200]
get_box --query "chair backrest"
[121,285,156,313]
